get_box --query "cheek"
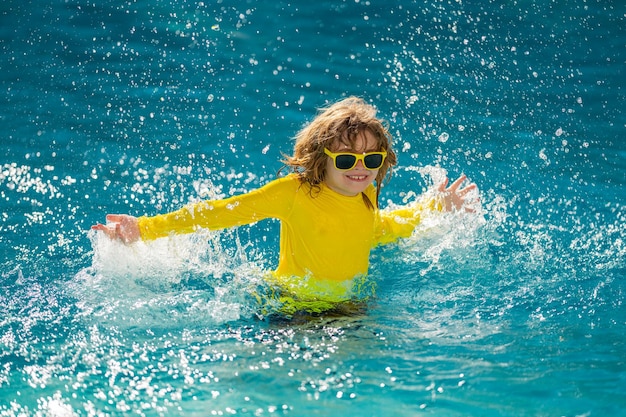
[323,162,344,185]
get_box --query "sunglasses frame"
[324,148,387,171]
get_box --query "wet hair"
[282,96,397,209]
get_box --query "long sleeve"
[373,198,439,246]
[137,175,296,241]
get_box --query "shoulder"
[260,173,302,191]
[250,173,304,201]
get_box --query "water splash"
[70,228,267,329]
[373,162,625,352]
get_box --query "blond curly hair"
[282,96,397,209]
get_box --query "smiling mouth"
[346,174,369,181]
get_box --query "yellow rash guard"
[137,174,430,283]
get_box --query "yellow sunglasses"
[324,148,387,171]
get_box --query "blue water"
[1,0,624,415]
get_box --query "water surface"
[1,0,624,415]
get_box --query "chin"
[343,178,374,194]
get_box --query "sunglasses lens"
[335,155,357,170]
[364,154,384,169]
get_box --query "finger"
[457,182,477,196]
[91,223,116,239]
[447,175,467,192]
[105,214,125,223]
[92,223,116,236]
[437,177,450,192]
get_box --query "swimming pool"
[1,0,624,415]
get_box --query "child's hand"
[91,214,141,244]
[437,174,479,212]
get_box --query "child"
[92,96,477,315]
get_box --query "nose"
[354,159,365,169]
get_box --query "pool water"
[1,0,624,415]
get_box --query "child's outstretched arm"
[437,174,478,212]
[92,214,141,244]
[373,174,479,246]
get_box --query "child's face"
[324,130,380,197]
